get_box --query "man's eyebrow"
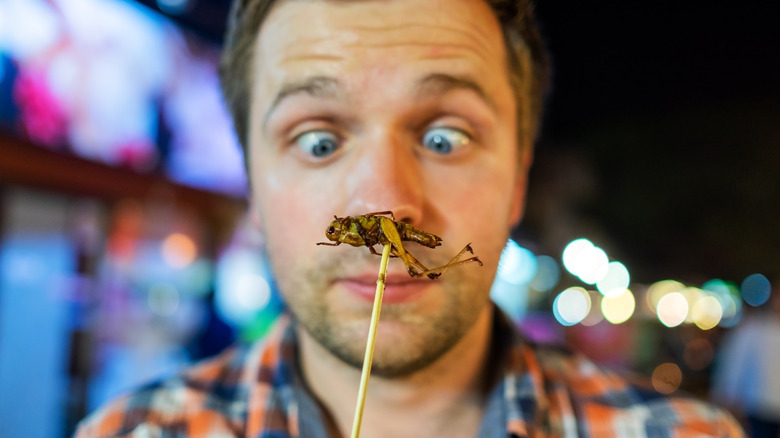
[415,73,497,112]
[264,76,344,127]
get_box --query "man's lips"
[336,272,434,304]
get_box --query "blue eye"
[295,131,340,158]
[422,127,470,154]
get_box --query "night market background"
[0,1,778,436]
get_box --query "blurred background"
[0,0,778,436]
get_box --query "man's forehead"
[260,0,498,27]
[255,0,504,65]
[247,0,517,134]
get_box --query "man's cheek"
[265,196,321,250]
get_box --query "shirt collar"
[250,307,550,438]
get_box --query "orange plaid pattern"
[75,311,744,437]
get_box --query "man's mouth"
[336,272,435,304]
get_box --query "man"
[76,0,743,436]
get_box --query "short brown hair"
[219,0,551,157]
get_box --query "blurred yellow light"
[691,296,723,330]
[601,289,635,324]
[682,287,704,323]
[656,292,688,327]
[553,287,591,326]
[162,233,197,268]
[645,280,685,313]
[652,362,682,394]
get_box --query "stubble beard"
[266,243,493,378]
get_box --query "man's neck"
[298,305,495,438]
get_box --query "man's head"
[220,0,550,159]
[219,0,550,377]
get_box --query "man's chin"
[300,308,472,379]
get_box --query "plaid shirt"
[76,311,744,437]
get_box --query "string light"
[601,289,635,324]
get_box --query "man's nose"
[343,130,424,224]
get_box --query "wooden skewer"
[350,243,392,438]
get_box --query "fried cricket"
[317,211,482,279]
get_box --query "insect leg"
[316,241,342,246]
[366,245,397,257]
[397,248,432,277]
[419,243,483,279]
[379,217,428,276]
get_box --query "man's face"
[248,0,528,376]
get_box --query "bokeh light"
[596,261,630,297]
[656,292,688,327]
[217,273,271,327]
[682,287,704,324]
[161,233,197,268]
[156,0,191,15]
[529,255,559,292]
[645,280,685,313]
[498,239,537,285]
[215,249,274,327]
[179,259,212,297]
[575,246,610,284]
[741,273,771,307]
[691,296,723,330]
[601,289,635,324]
[562,238,593,275]
[702,279,737,299]
[234,274,271,310]
[717,301,742,328]
[652,363,682,394]
[702,279,742,327]
[553,287,591,326]
[716,293,742,328]
[490,280,528,320]
[562,238,611,285]
[579,290,605,326]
